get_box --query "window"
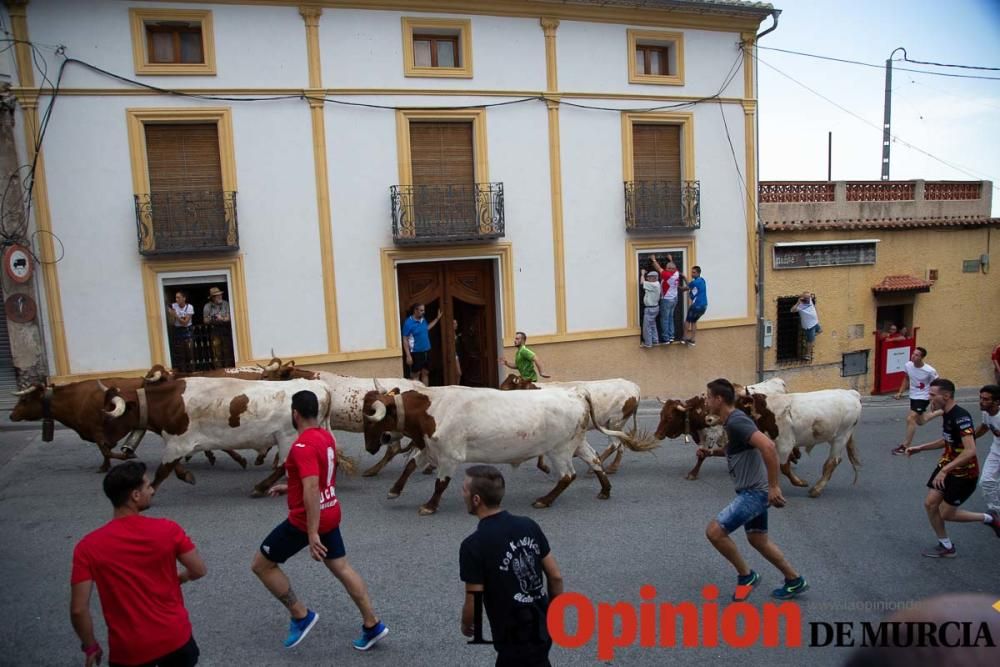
[624,239,695,332]
[621,113,697,232]
[627,29,684,86]
[161,278,236,372]
[402,17,473,78]
[130,8,216,75]
[776,295,812,363]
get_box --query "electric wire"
[757,45,1000,81]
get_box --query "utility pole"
[827,131,832,181]
[881,47,906,181]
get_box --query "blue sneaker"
[733,570,760,601]
[352,621,389,651]
[771,576,809,600]
[284,610,319,649]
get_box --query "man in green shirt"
[500,332,550,383]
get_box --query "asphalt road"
[0,396,997,667]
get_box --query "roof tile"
[764,216,999,232]
[872,275,933,294]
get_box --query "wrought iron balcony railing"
[624,180,701,232]
[390,183,504,245]
[134,190,239,255]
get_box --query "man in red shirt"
[251,390,388,651]
[70,461,206,667]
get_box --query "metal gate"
[0,285,19,409]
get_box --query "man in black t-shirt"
[906,378,1000,558]
[459,465,563,667]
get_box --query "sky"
[756,0,1000,215]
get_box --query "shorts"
[410,350,431,372]
[803,324,821,343]
[909,399,930,414]
[110,635,199,667]
[716,489,769,534]
[259,519,346,563]
[173,327,192,340]
[686,307,706,323]
[926,465,977,506]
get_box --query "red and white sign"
[3,245,33,284]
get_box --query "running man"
[701,378,809,600]
[500,332,550,382]
[252,390,388,650]
[892,347,942,455]
[906,379,1000,558]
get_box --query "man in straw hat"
[203,286,232,368]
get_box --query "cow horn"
[656,396,666,405]
[12,385,39,397]
[676,404,687,412]
[96,380,109,392]
[105,396,126,418]
[263,360,280,372]
[373,378,386,393]
[365,400,387,423]
[145,369,163,383]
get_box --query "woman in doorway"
[167,291,195,372]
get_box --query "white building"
[3,0,777,395]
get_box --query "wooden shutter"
[632,124,681,183]
[145,123,223,192]
[410,122,475,186]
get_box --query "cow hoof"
[418,505,437,516]
[597,492,610,500]
[362,468,379,478]
[792,479,809,487]
[237,459,248,470]
[387,491,400,499]
[606,468,619,476]
[250,489,267,498]
[685,474,698,481]
[808,487,822,498]
[421,465,436,475]
[531,500,551,509]
[537,465,551,475]
[181,473,196,485]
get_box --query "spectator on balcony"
[879,324,904,342]
[402,303,441,386]
[167,291,194,372]
[900,326,912,340]
[651,254,682,344]
[678,266,707,347]
[640,270,661,348]
[790,293,821,361]
[203,286,232,369]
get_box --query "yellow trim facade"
[394,107,489,185]
[401,17,473,78]
[128,8,217,76]
[140,255,253,366]
[379,243,517,348]
[620,111,696,181]
[626,29,685,86]
[540,17,567,335]
[300,6,341,353]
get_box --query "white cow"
[315,372,426,476]
[760,389,863,497]
[103,377,337,496]
[361,385,656,514]
[737,377,788,397]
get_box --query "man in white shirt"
[892,346,942,455]
[790,292,820,361]
[974,384,1000,514]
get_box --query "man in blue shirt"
[402,303,442,385]
[679,266,707,347]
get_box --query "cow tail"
[846,433,861,485]
[585,392,658,453]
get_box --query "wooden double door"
[397,259,499,388]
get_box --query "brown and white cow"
[361,385,657,515]
[315,372,426,477]
[500,374,642,474]
[101,377,340,495]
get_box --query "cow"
[361,385,658,515]
[100,377,344,496]
[499,374,642,474]
[734,377,787,397]
[314,372,426,477]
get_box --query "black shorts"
[926,466,977,506]
[110,635,199,667]
[686,307,706,323]
[410,350,431,372]
[259,519,346,563]
[910,399,930,414]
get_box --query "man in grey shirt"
[700,378,809,601]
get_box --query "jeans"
[658,298,677,341]
[642,305,660,346]
[716,489,769,534]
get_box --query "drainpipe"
[755,9,780,382]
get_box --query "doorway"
[161,277,236,372]
[397,259,499,387]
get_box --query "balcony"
[134,190,239,256]
[624,180,701,233]
[390,183,504,245]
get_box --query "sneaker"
[771,576,809,600]
[891,444,908,456]
[284,610,319,649]
[733,570,760,601]
[665,338,675,344]
[352,621,389,651]
[988,511,1000,539]
[684,339,696,347]
[921,543,957,558]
